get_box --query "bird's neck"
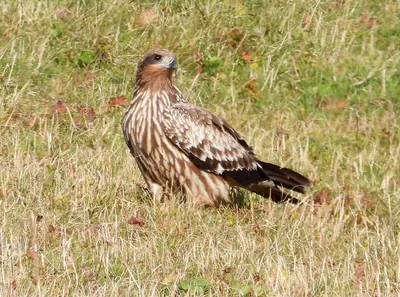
[136,67,174,90]
[134,76,185,106]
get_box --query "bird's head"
[136,48,177,88]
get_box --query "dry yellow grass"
[1,0,399,296]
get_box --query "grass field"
[1,0,399,296]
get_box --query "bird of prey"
[122,48,311,206]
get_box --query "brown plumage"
[122,48,311,206]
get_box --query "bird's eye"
[154,54,162,61]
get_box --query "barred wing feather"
[163,102,309,204]
[163,103,259,176]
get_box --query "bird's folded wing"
[163,103,258,175]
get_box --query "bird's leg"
[148,182,164,201]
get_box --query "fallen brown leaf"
[27,249,37,260]
[316,97,347,111]
[11,280,17,290]
[360,14,375,28]
[253,272,261,283]
[330,0,345,9]
[359,193,374,209]
[227,28,244,45]
[354,260,366,280]
[252,223,260,233]
[135,9,160,26]
[246,78,257,91]
[76,105,96,123]
[95,38,112,52]
[11,280,17,291]
[239,49,254,64]
[382,129,391,137]
[313,188,334,205]
[84,70,95,80]
[75,77,84,87]
[108,95,130,107]
[52,99,68,115]
[82,268,95,281]
[246,81,262,99]
[128,211,145,226]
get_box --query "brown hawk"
[122,48,311,206]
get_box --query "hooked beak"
[168,59,177,70]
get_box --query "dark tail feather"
[256,160,311,194]
[248,184,300,204]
